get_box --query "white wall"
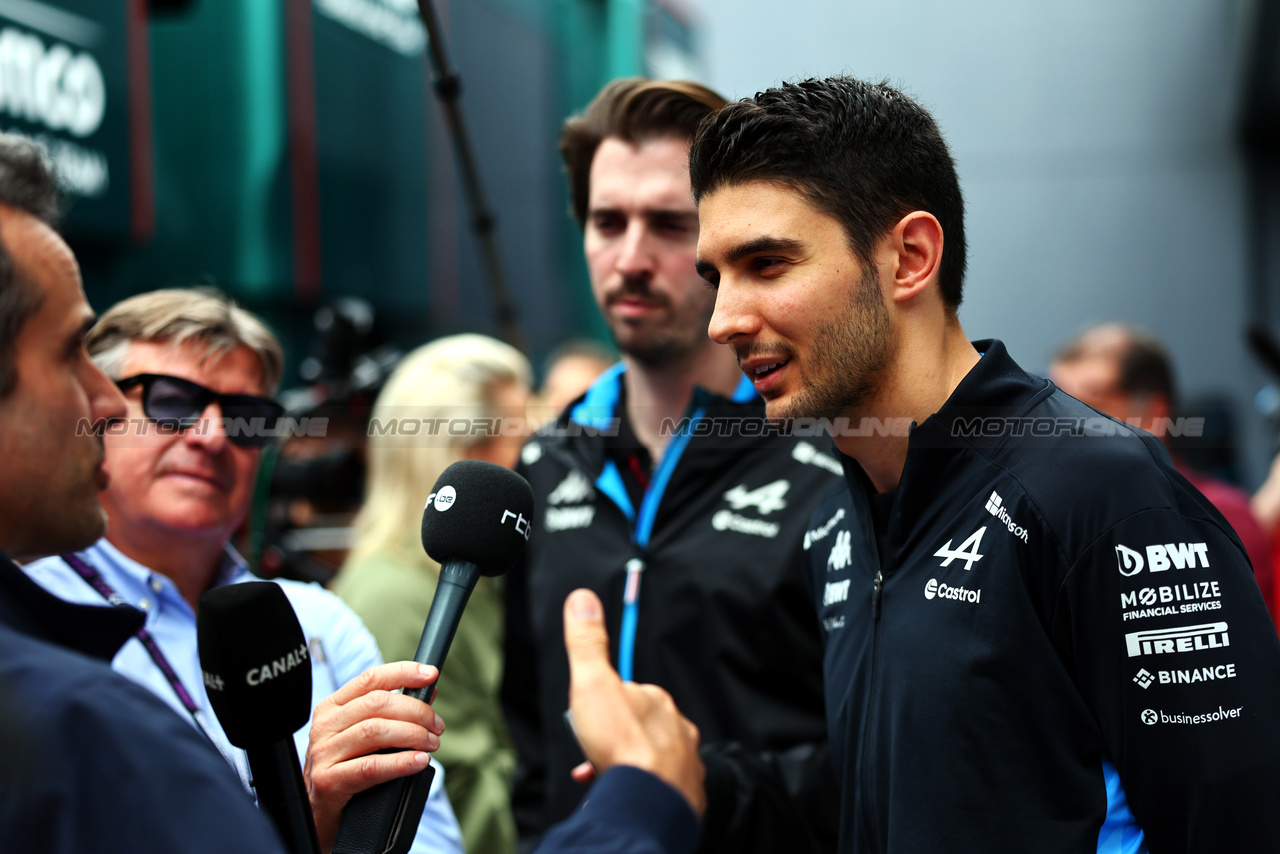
[692,0,1274,485]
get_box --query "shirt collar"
[76,538,252,608]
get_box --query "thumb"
[563,588,612,684]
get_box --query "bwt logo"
[502,509,531,540]
[1115,542,1209,576]
[1125,622,1230,658]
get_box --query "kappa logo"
[548,469,592,505]
[827,531,853,572]
[934,527,987,571]
[723,479,790,515]
[1115,542,1210,576]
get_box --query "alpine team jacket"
[502,364,842,853]
[808,340,1280,854]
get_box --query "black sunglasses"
[116,373,285,449]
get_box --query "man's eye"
[591,215,624,234]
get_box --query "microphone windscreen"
[420,459,534,576]
[197,581,312,748]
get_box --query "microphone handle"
[247,739,321,854]
[332,560,479,854]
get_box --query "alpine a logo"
[924,577,982,604]
[723,479,790,515]
[1124,622,1230,657]
[1116,542,1210,576]
[548,470,592,505]
[984,491,1029,543]
[934,527,986,571]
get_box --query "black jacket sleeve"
[1058,503,1280,853]
[501,544,548,851]
[699,740,838,853]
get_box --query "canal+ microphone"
[334,459,534,854]
[198,581,319,854]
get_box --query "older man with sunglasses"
[23,287,465,854]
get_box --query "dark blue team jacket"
[808,340,1280,854]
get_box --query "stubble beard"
[772,264,894,424]
[607,291,716,370]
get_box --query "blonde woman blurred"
[332,334,531,854]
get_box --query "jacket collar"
[544,362,763,476]
[0,551,143,662]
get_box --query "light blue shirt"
[25,539,464,854]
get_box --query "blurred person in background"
[333,333,532,854]
[23,288,464,854]
[533,339,616,424]
[1050,322,1276,625]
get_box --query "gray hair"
[87,287,284,393]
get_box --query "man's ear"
[886,211,943,304]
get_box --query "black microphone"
[333,459,533,854]
[198,581,320,854]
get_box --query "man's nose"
[707,279,760,345]
[615,221,655,278]
[185,401,230,452]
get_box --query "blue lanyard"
[596,408,705,682]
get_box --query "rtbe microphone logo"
[502,509,531,540]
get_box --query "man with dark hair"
[692,76,1280,853]
[504,78,840,853]
[1050,323,1275,624]
[0,134,286,852]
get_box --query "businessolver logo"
[1125,622,1229,658]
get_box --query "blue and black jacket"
[503,364,841,854]
[810,340,1280,854]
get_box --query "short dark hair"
[560,77,727,227]
[0,134,62,397]
[689,76,968,309]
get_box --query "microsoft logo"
[985,491,1003,516]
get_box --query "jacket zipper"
[858,529,887,851]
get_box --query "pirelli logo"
[1125,622,1230,658]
